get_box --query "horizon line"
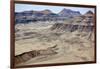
[15,4,95,14]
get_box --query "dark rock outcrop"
[15,45,58,65]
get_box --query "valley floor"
[15,22,95,66]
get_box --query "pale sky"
[15,4,95,14]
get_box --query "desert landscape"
[15,4,95,66]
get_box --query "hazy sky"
[15,4,95,14]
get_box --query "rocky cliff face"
[51,23,94,32]
[51,10,95,40]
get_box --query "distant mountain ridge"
[15,8,81,17]
[58,8,81,17]
[85,10,93,15]
[15,9,94,24]
[15,9,53,17]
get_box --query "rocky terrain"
[15,8,81,23]
[15,9,95,66]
